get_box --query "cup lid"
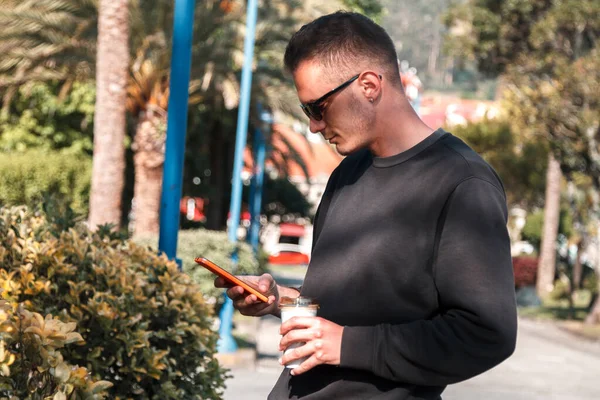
[279,296,318,308]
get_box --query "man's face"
[293,60,375,156]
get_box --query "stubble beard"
[340,94,375,155]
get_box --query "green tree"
[452,118,547,209]
[382,0,453,88]
[0,0,97,112]
[445,0,600,309]
[341,0,384,21]
[0,0,383,235]
[0,81,95,154]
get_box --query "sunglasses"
[300,74,360,121]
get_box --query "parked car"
[268,243,310,265]
[263,223,311,265]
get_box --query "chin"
[335,144,356,156]
[335,139,365,156]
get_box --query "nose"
[309,118,326,134]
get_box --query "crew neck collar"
[371,128,447,168]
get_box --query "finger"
[290,353,324,376]
[279,328,322,351]
[240,293,275,305]
[214,277,232,288]
[234,292,268,308]
[233,292,257,307]
[280,341,326,372]
[279,341,315,367]
[237,301,272,316]
[257,273,275,293]
[280,316,320,335]
[244,293,261,305]
[226,285,246,300]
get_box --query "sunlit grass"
[518,289,600,340]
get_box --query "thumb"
[258,273,275,293]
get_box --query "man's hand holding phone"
[214,273,279,317]
[197,257,300,317]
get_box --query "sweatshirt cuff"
[340,326,376,371]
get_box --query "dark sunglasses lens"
[302,104,322,121]
[301,105,311,119]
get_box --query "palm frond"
[0,0,97,97]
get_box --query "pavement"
[220,267,600,400]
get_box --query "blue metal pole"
[158,0,196,266]
[218,0,259,354]
[249,129,266,253]
[248,108,271,254]
[248,145,258,243]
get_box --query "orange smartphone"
[194,257,269,303]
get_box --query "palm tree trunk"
[536,153,562,298]
[132,110,166,236]
[572,238,584,290]
[89,0,129,230]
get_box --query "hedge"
[0,151,91,215]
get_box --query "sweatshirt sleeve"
[339,177,518,386]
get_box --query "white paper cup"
[279,297,319,369]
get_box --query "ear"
[357,71,382,103]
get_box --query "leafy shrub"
[0,206,227,399]
[0,151,91,215]
[0,300,112,399]
[513,256,538,288]
[135,229,263,304]
[0,81,95,154]
[549,278,570,301]
[583,270,599,295]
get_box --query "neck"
[368,95,434,158]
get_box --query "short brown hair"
[284,11,401,87]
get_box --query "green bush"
[0,81,95,154]
[0,301,112,399]
[583,270,599,295]
[0,151,91,215]
[135,229,263,304]
[0,206,227,399]
[549,278,570,301]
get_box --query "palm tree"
[0,0,97,113]
[126,35,170,236]
[127,0,316,233]
[88,0,129,230]
[125,0,239,236]
[536,154,562,298]
[0,0,346,233]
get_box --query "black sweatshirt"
[268,129,517,400]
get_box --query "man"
[215,11,517,400]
